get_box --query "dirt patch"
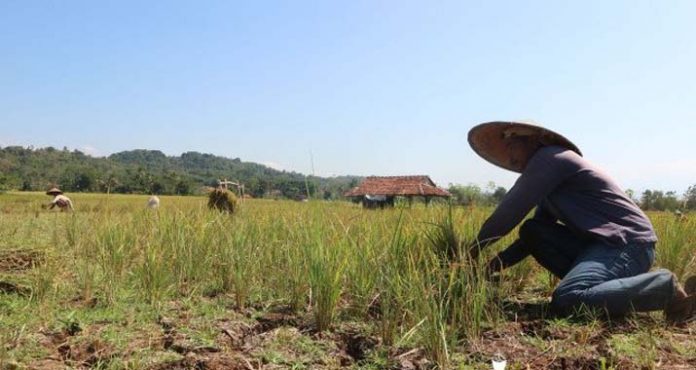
[390,348,432,370]
[148,352,249,370]
[0,248,44,272]
[0,279,30,296]
[545,355,601,370]
[29,324,121,369]
[334,327,378,361]
[253,304,299,333]
[469,314,696,370]
[469,320,606,369]
[158,315,177,351]
[57,338,117,368]
[26,359,65,370]
[156,315,222,355]
[18,296,696,370]
[217,320,256,350]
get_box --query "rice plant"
[305,213,348,331]
[0,192,694,368]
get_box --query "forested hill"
[0,146,359,199]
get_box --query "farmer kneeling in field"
[46,187,74,211]
[466,121,695,324]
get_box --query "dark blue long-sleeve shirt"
[476,146,657,250]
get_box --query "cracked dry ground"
[9,296,694,370]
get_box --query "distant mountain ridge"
[0,146,359,199]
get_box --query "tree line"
[446,182,508,207]
[446,182,696,212]
[2,145,693,209]
[0,146,358,200]
[635,186,696,211]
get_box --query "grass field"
[0,192,694,369]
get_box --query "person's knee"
[551,288,606,315]
[551,276,598,307]
[652,269,677,296]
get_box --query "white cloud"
[81,145,103,157]
[260,161,286,171]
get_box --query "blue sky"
[1,1,695,193]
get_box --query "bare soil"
[0,248,44,273]
[18,297,694,370]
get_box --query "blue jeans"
[505,219,677,315]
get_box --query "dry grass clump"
[207,187,237,213]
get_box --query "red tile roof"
[344,176,451,197]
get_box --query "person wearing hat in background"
[466,121,695,324]
[46,187,74,211]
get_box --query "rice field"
[0,192,694,369]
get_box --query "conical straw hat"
[46,187,63,195]
[468,121,582,173]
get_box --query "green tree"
[663,191,680,211]
[448,184,485,206]
[491,186,507,203]
[0,145,360,197]
[0,173,7,192]
[98,173,120,194]
[175,180,192,195]
[21,180,32,191]
[625,189,638,203]
[641,190,680,211]
[74,172,95,192]
[684,185,696,210]
[149,180,165,195]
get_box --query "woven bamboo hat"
[46,187,63,196]
[468,121,582,173]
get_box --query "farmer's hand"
[485,257,504,282]
[467,241,482,261]
[486,257,503,274]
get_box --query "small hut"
[344,175,451,208]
